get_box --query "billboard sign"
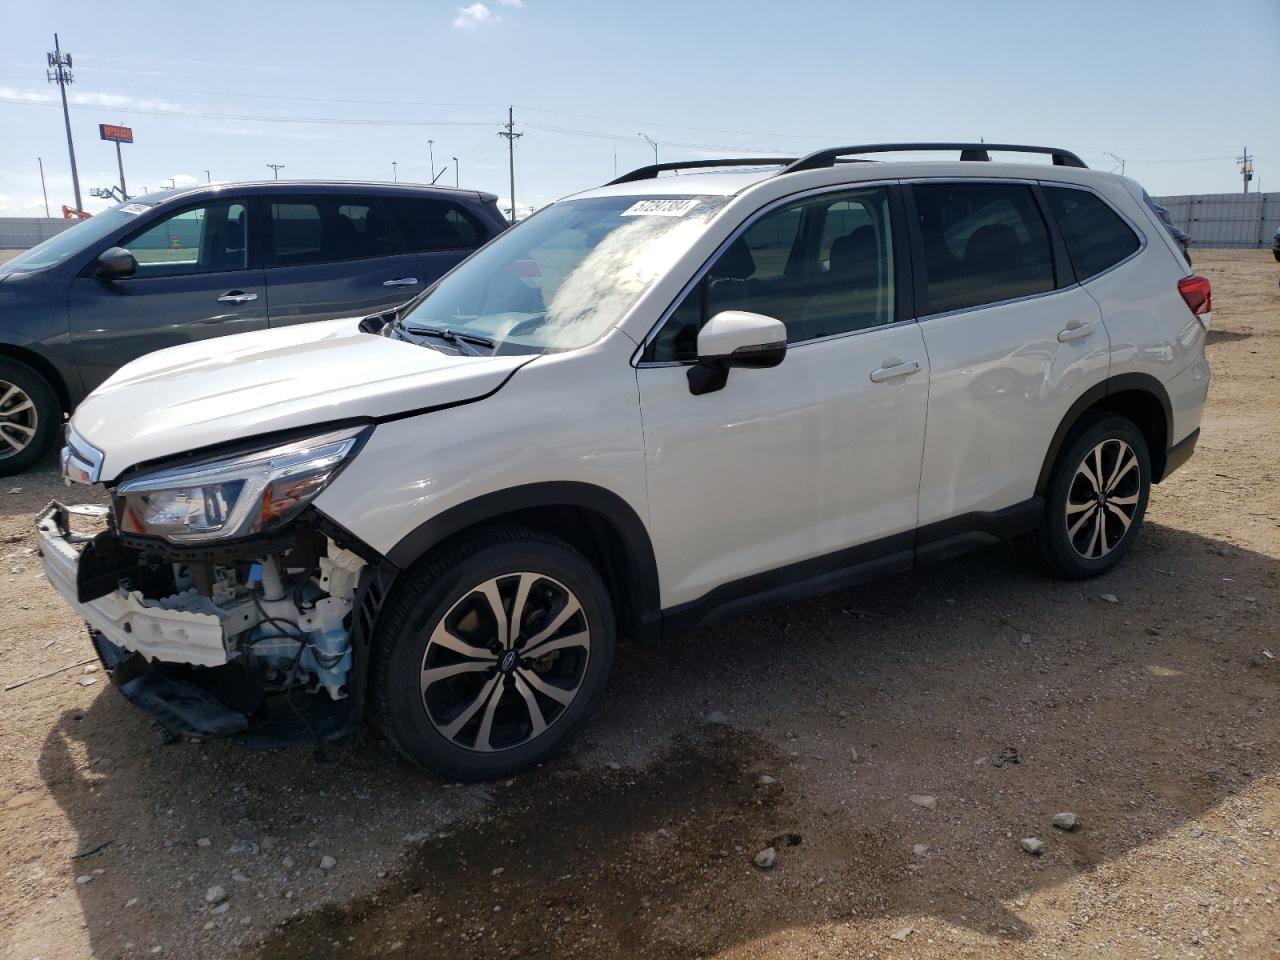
[99,124,133,143]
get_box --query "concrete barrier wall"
[0,217,77,250]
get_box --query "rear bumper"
[36,503,232,668]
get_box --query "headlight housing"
[116,426,368,543]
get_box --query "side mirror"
[95,247,137,280]
[688,310,787,395]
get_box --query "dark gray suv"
[0,181,507,474]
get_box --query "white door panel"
[917,286,1109,525]
[639,323,929,608]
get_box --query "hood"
[72,318,531,482]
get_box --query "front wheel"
[373,526,615,779]
[0,358,61,477]
[1022,415,1151,579]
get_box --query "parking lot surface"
[1,250,1277,960]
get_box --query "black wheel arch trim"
[384,481,662,641]
[1035,373,1175,495]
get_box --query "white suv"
[39,143,1211,778]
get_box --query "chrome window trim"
[632,179,901,367]
[1034,180,1149,286]
[912,283,1082,324]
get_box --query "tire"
[1021,415,1151,579]
[0,358,61,477]
[372,525,615,779]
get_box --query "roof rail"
[782,143,1088,174]
[607,157,796,185]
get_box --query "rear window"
[1044,186,1141,281]
[398,198,489,252]
[912,182,1055,314]
[266,196,408,267]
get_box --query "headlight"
[116,427,368,543]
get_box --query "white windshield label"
[620,199,701,217]
[119,203,149,215]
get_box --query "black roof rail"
[782,143,1088,174]
[607,157,796,185]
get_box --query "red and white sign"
[99,124,134,143]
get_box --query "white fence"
[1152,192,1279,249]
[0,217,76,249]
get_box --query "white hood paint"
[72,318,530,482]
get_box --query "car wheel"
[0,358,61,477]
[1022,415,1151,579]
[373,525,615,779]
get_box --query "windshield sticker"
[119,203,149,215]
[620,199,702,218]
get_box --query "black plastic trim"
[915,498,1043,566]
[607,157,796,185]
[784,143,1087,173]
[1034,373,1175,494]
[385,481,662,640]
[1157,427,1199,483]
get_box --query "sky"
[0,0,1277,217]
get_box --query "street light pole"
[204,170,211,183]
[452,156,459,188]
[392,160,398,183]
[638,132,658,164]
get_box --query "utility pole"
[1237,147,1253,194]
[37,157,50,217]
[392,160,398,183]
[452,156,459,188]
[47,34,82,211]
[638,132,658,164]
[267,163,284,180]
[498,106,522,222]
[1104,152,1125,176]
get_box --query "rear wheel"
[0,358,60,477]
[373,526,615,779]
[1022,415,1151,579]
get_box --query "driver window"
[648,187,895,362]
[126,202,249,277]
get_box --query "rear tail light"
[1178,274,1211,317]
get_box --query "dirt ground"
[2,250,1278,960]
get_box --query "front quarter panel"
[0,267,82,403]
[314,329,648,562]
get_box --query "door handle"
[1057,320,1095,342]
[216,290,258,304]
[869,359,921,383]
[382,277,420,287]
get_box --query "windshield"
[3,202,152,272]
[397,194,729,354]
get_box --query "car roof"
[566,159,1131,203]
[131,180,498,207]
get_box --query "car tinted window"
[125,201,249,276]
[912,182,1054,314]
[1045,186,1141,280]
[399,198,487,251]
[267,196,407,267]
[649,187,895,362]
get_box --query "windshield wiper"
[398,321,495,355]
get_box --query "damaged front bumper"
[36,501,373,744]
[38,503,234,668]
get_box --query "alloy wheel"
[1065,438,1142,560]
[0,380,38,460]
[419,572,591,753]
